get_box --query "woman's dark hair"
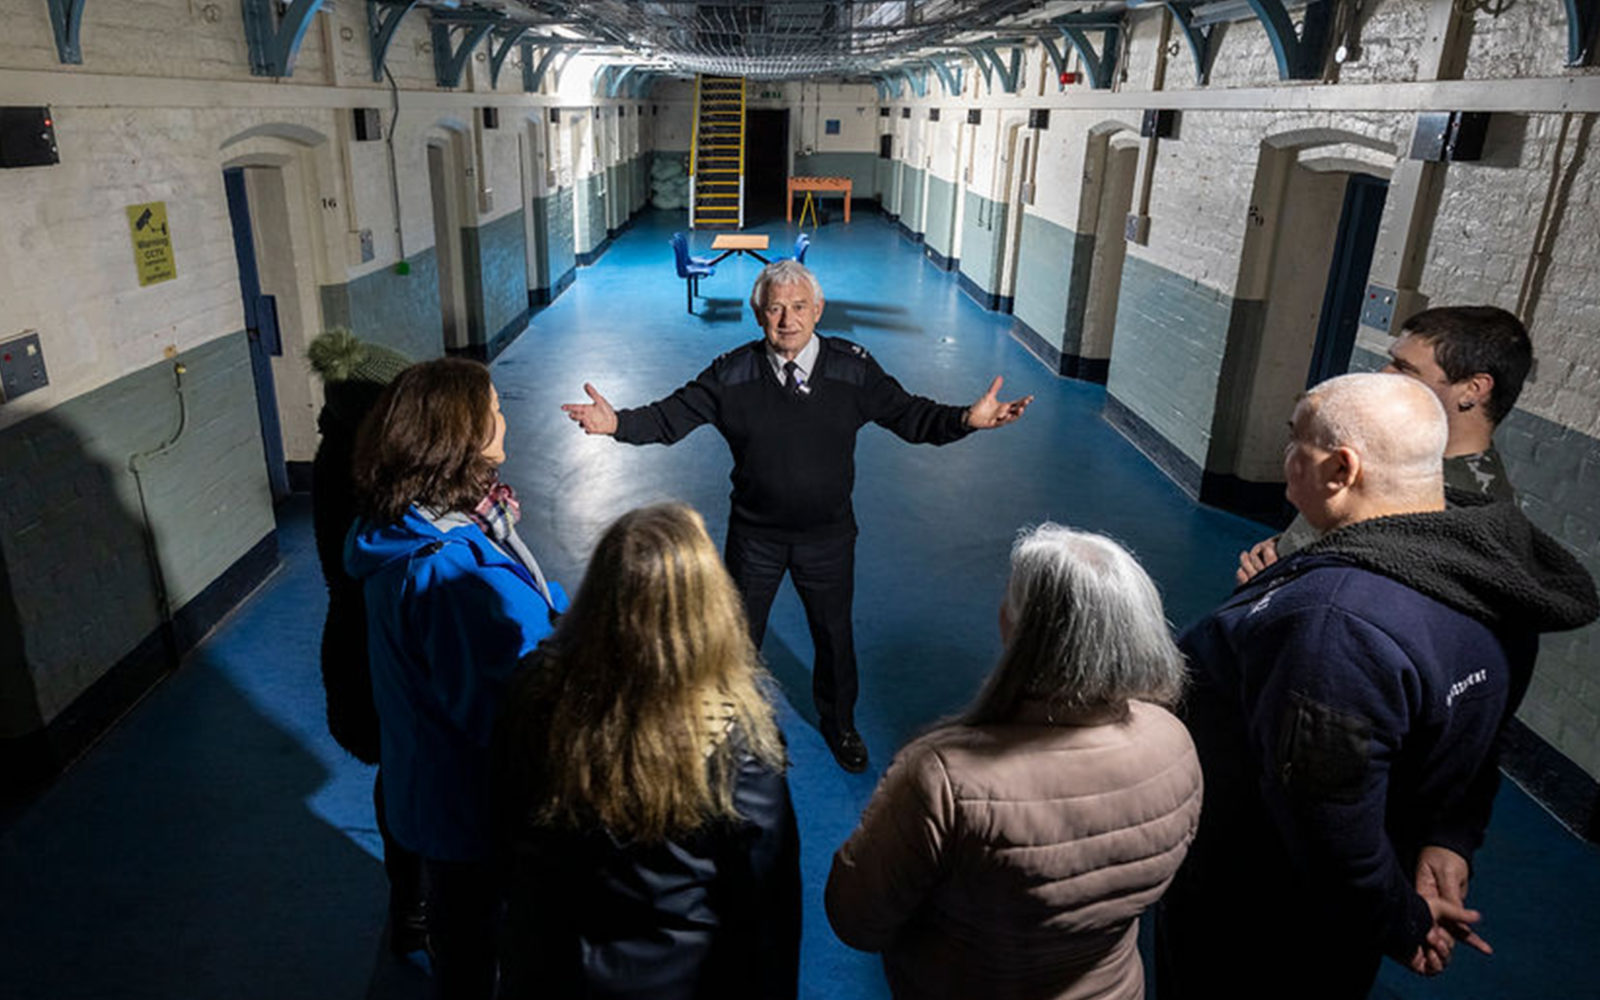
[351,357,497,524]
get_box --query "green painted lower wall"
[461,210,529,349]
[958,191,1007,296]
[1105,253,1233,473]
[0,332,274,731]
[532,188,576,294]
[576,174,608,257]
[900,165,925,234]
[319,249,445,362]
[925,175,959,260]
[794,152,881,201]
[1011,213,1094,362]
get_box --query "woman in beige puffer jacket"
[826,523,1202,1000]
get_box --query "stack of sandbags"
[652,156,689,211]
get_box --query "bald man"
[1157,373,1597,999]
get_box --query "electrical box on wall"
[0,107,59,168]
[967,109,981,125]
[0,331,49,402]
[1028,109,1050,130]
[1125,213,1151,245]
[1409,112,1490,162]
[1141,109,1177,139]
[353,108,382,141]
[928,108,940,121]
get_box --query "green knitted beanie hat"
[307,329,412,385]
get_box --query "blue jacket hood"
[345,507,464,581]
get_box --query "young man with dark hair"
[1237,305,1533,584]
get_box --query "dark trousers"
[373,772,424,924]
[725,523,857,731]
[423,858,501,1000]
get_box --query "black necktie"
[783,360,801,397]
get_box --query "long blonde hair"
[503,503,784,841]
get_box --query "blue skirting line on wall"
[957,271,1011,314]
[1009,317,1113,384]
[894,220,924,244]
[1103,393,1203,499]
[576,233,613,267]
[1501,717,1600,841]
[0,531,280,820]
[923,245,959,272]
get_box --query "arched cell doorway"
[1203,128,1396,521]
[219,123,331,502]
[1070,121,1141,382]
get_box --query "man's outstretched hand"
[965,376,1033,430]
[561,383,619,436]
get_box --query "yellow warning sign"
[126,202,176,287]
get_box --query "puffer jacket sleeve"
[825,740,955,952]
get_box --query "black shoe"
[823,725,869,773]
[389,901,431,959]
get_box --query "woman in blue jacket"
[492,502,800,1000]
[346,357,567,1000]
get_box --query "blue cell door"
[222,167,290,503]
[1307,173,1389,387]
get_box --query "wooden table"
[709,233,771,264]
[787,176,853,223]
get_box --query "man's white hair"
[1301,372,1447,501]
[750,259,823,311]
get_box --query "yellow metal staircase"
[690,75,745,229]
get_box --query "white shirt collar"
[766,334,820,383]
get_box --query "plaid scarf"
[469,481,520,543]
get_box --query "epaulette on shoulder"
[711,341,766,387]
[827,337,872,362]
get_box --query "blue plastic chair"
[793,232,811,264]
[670,232,715,313]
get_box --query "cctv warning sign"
[126,201,176,287]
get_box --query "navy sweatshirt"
[1163,501,1596,993]
[614,336,972,540]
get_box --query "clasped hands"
[1408,845,1493,977]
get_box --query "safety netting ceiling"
[498,1,1086,79]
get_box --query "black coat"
[312,380,386,764]
[493,699,800,1000]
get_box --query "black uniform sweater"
[615,336,972,541]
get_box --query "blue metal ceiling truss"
[1164,2,1215,85]
[1244,0,1332,80]
[489,26,532,88]
[431,10,498,88]
[897,66,929,98]
[46,0,87,64]
[368,1,418,81]
[874,74,902,101]
[1567,0,1598,65]
[923,58,964,96]
[965,43,1023,93]
[242,0,325,78]
[523,42,562,92]
[1047,15,1122,90]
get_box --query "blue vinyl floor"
[2,210,1596,999]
